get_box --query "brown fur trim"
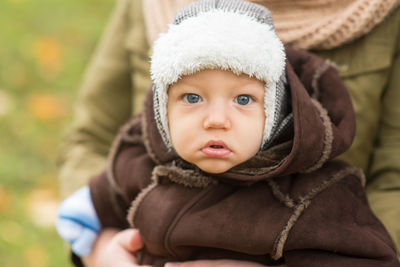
[105,116,144,221]
[302,99,334,173]
[311,60,338,100]
[232,163,278,176]
[358,170,366,187]
[121,132,143,144]
[127,164,218,227]
[157,164,217,188]
[267,180,295,208]
[107,185,129,223]
[106,133,124,195]
[271,166,363,259]
[231,141,292,175]
[106,116,143,195]
[141,109,161,164]
[302,166,364,202]
[127,169,160,228]
[272,200,310,260]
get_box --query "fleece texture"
[87,47,400,266]
[150,0,286,149]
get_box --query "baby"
[57,0,399,266]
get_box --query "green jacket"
[58,0,400,252]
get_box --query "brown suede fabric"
[89,48,399,267]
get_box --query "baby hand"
[83,228,152,267]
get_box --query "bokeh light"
[0,0,115,266]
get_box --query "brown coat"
[88,48,399,267]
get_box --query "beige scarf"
[142,0,399,49]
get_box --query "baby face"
[167,69,265,173]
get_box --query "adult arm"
[367,9,400,251]
[283,173,399,266]
[83,230,276,267]
[58,0,134,198]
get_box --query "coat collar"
[142,47,355,183]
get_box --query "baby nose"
[203,102,231,130]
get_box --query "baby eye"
[234,95,253,105]
[183,93,202,104]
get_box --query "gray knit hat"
[151,0,290,150]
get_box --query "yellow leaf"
[0,220,23,245]
[24,246,48,267]
[0,89,13,116]
[26,188,59,228]
[0,185,11,212]
[27,93,65,121]
[33,37,62,73]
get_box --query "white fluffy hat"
[151,0,288,150]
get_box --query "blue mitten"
[56,186,101,256]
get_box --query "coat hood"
[142,47,356,184]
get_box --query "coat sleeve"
[89,172,130,229]
[366,8,400,252]
[88,115,156,230]
[311,8,400,253]
[57,0,149,198]
[65,116,152,267]
[282,174,399,267]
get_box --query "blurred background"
[0,0,115,266]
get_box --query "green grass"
[0,0,116,266]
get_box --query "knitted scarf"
[142,0,399,49]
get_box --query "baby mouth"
[201,140,231,158]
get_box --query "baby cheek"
[247,130,263,154]
[243,116,264,153]
[168,114,195,155]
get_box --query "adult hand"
[82,228,286,267]
[82,228,151,267]
[165,260,285,267]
